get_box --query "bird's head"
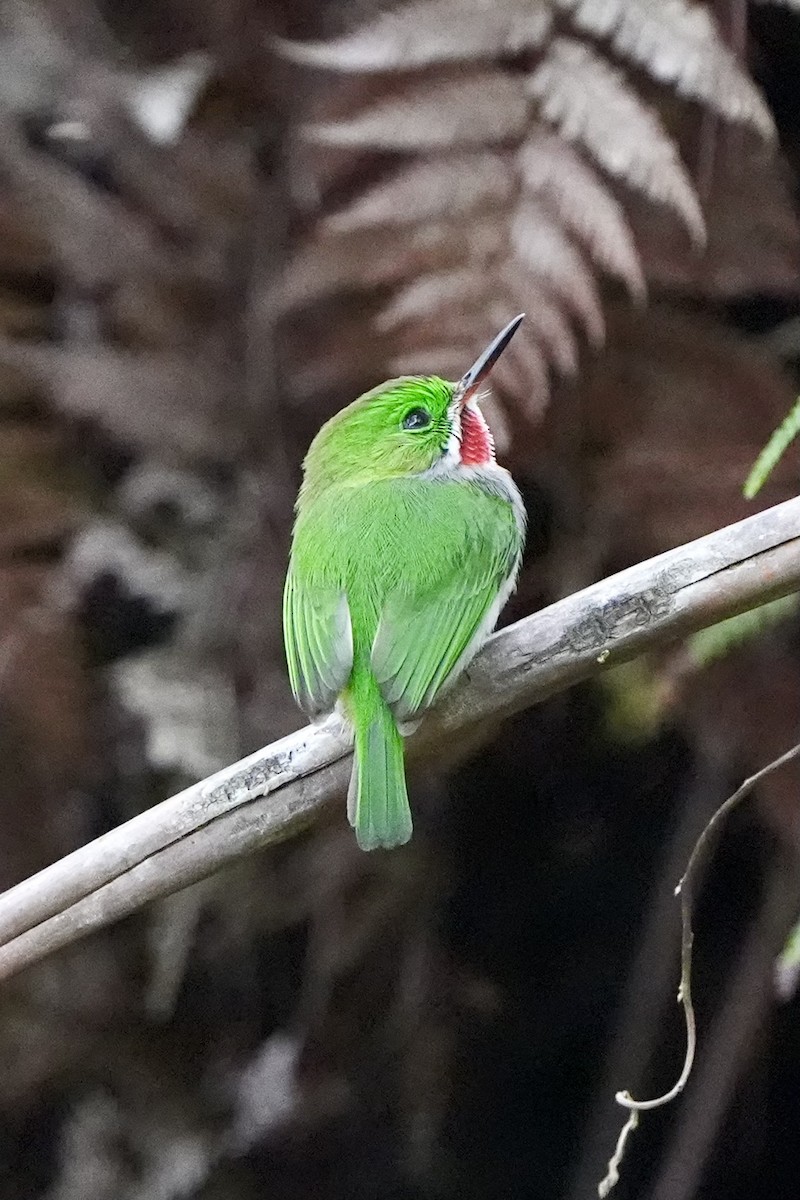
[300,315,524,500]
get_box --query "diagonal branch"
[0,495,800,980]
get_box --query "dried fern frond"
[499,268,581,375]
[325,153,513,231]
[528,37,706,242]
[379,265,581,378]
[309,131,627,405]
[389,346,469,378]
[377,269,486,330]
[0,338,229,459]
[274,0,553,72]
[517,131,646,299]
[488,314,552,417]
[277,0,793,431]
[511,199,605,344]
[279,217,505,308]
[553,0,774,138]
[303,71,528,149]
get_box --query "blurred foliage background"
[2,1,800,1197]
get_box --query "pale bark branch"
[1,495,799,980]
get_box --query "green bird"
[283,316,526,850]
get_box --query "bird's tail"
[347,676,412,851]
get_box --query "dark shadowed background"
[1,1,800,1197]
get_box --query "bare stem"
[598,742,800,1197]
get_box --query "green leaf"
[743,394,800,499]
[777,918,800,1001]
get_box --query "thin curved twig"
[598,741,800,1197]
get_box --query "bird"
[283,315,527,850]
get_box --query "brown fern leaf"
[500,266,581,375]
[389,346,470,378]
[321,170,604,388]
[277,0,792,434]
[280,217,505,308]
[488,329,552,419]
[387,306,489,354]
[511,199,605,345]
[517,131,646,299]
[382,295,504,353]
[325,153,514,231]
[555,0,774,138]
[274,0,553,72]
[378,268,483,329]
[528,37,706,242]
[375,215,594,388]
[303,71,528,150]
[383,296,532,364]
[380,265,580,377]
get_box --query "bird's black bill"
[456,313,525,405]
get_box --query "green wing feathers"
[370,560,513,721]
[283,564,353,717]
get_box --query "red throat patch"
[459,405,494,466]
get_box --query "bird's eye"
[402,407,432,431]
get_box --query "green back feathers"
[298,376,455,506]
